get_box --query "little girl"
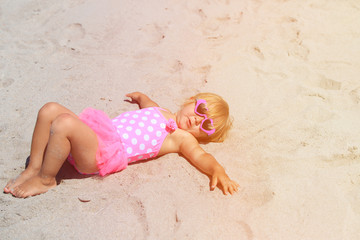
[4,92,239,198]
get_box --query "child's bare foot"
[11,175,56,198]
[4,168,39,193]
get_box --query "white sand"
[1,0,360,239]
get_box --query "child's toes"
[4,180,14,193]
[11,187,22,198]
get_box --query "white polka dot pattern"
[112,107,177,163]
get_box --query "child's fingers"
[211,176,239,195]
[218,180,229,195]
[125,92,142,103]
[225,183,234,195]
[228,186,234,195]
[125,93,133,99]
[224,181,239,195]
[210,176,218,191]
[231,181,239,192]
[232,180,240,187]
[124,93,137,103]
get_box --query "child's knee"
[51,113,77,133]
[38,102,61,118]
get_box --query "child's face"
[176,102,208,138]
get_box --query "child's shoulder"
[156,107,175,119]
[161,129,197,155]
[171,128,198,146]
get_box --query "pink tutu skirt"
[68,108,127,176]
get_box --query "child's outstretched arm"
[179,134,239,195]
[126,92,159,109]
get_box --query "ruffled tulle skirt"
[68,108,127,176]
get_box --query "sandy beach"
[1,0,360,239]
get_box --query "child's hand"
[125,92,142,103]
[210,170,239,195]
[125,92,159,109]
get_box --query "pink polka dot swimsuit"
[111,107,177,163]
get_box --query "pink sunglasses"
[195,99,215,136]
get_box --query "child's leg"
[4,102,79,193]
[11,113,99,198]
[29,102,79,169]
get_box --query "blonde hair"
[183,93,233,142]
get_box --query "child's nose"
[194,116,204,125]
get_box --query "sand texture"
[1,0,360,239]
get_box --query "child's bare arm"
[179,135,239,195]
[126,92,159,109]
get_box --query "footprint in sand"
[193,65,211,85]
[237,221,254,240]
[139,24,166,47]
[318,76,341,90]
[349,87,360,104]
[58,23,86,49]
[286,30,310,60]
[288,41,310,60]
[321,146,360,167]
[279,17,310,60]
[168,59,184,74]
[0,78,14,89]
[242,182,275,208]
[252,46,265,60]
